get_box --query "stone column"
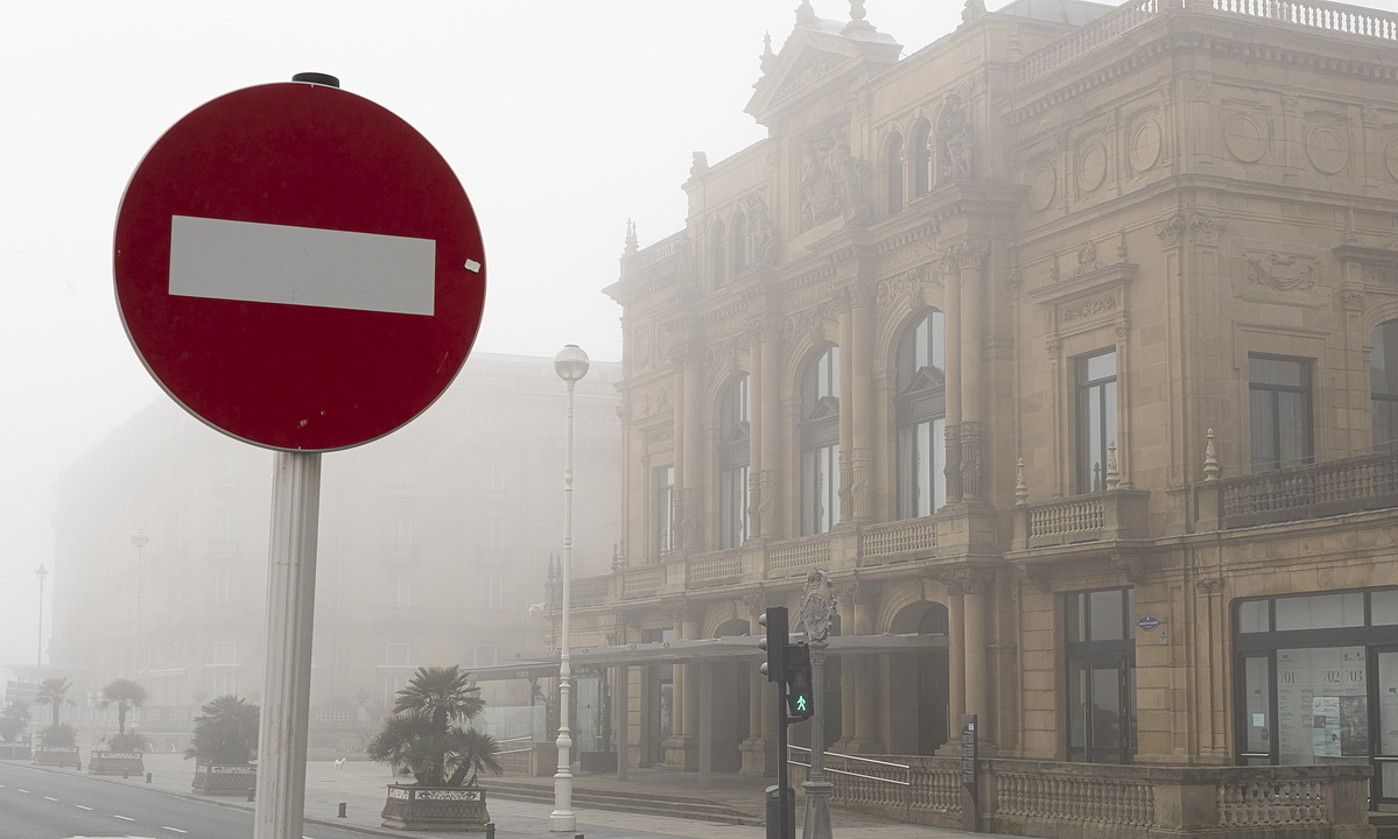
[957,239,990,499]
[852,596,880,751]
[760,321,784,539]
[748,337,764,537]
[615,663,629,780]
[837,301,855,524]
[945,585,965,747]
[850,285,875,522]
[683,613,701,769]
[962,572,991,745]
[943,255,963,502]
[741,595,770,776]
[681,354,704,552]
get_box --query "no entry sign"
[114,81,485,451]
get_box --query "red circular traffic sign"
[114,82,485,451]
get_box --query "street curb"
[5,759,420,839]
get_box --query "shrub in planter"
[91,680,148,775]
[368,666,501,832]
[0,704,31,760]
[34,723,79,768]
[186,695,259,795]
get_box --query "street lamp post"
[35,564,48,667]
[131,530,149,679]
[551,343,589,833]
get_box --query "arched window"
[885,132,905,215]
[709,220,727,287]
[718,375,751,549]
[911,119,933,198]
[730,211,748,276]
[1373,320,1398,450]
[801,345,841,535]
[896,310,947,519]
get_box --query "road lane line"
[161,828,188,834]
[75,804,94,811]
[17,788,29,793]
[114,814,135,821]
[43,795,59,801]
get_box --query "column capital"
[942,237,992,269]
[666,599,702,627]
[937,566,995,596]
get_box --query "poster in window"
[1340,695,1369,757]
[1312,696,1341,757]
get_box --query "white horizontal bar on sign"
[168,215,436,316]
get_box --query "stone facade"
[553,0,1398,832]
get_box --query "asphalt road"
[0,761,372,839]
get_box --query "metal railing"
[788,745,913,822]
[493,735,535,776]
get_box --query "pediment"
[746,22,900,125]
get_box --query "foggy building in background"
[551,0,1398,830]
[48,352,620,748]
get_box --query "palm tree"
[35,678,71,727]
[186,695,259,765]
[100,679,147,735]
[367,666,500,788]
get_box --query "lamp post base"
[549,811,576,832]
[801,779,834,839]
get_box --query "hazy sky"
[0,1,971,676]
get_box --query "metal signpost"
[961,714,980,833]
[798,571,837,839]
[113,75,485,839]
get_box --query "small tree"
[366,666,501,787]
[100,678,147,736]
[35,678,72,727]
[186,695,259,765]
[0,704,29,743]
[41,723,76,747]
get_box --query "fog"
[0,2,970,683]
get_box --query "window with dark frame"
[801,345,840,535]
[1065,587,1137,765]
[912,119,932,198]
[885,132,904,215]
[718,374,750,549]
[896,309,947,519]
[654,464,675,556]
[1248,355,1313,473]
[1075,349,1118,493]
[1372,321,1398,451]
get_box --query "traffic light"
[784,643,814,721]
[758,606,788,683]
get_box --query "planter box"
[89,751,145,776]
[32,745,79,768]
[191,763,256,796]
[0,743,32,760]
[381,784,491,832]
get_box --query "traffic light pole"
[777,678,791,839]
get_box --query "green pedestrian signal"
[784,644,814,721]
[794,695,808,712]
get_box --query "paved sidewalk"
[79,753,1002,838]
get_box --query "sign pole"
[253,450,322,839]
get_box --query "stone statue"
[939,94,976,181]
[799,569,838,643]
[962,0,987,26]
[799,126,872,231]
[745,194,776,267]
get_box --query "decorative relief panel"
[1305,122,1350,175]
[1027,160,1057,211]
[1222,106,1270,164]
[1076,138,1109,194]
[797,124,872,232]
[876,262,943,311]
[1385,137,1398,182]
[1231,242,1321,308]
[1128,118,1162,173]
[1246,252,1316,292]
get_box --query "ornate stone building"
[552,0,1398,833]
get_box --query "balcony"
[1214,450,1398,529]
[1016,489,1151,550]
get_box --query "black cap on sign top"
[292,72,340,88]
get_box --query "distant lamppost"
[35,564,48,667]
[550,343,589,833]
[131,529,149,678]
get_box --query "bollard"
[338,802,347,818]
[246,786,255,802]
[146,772,152,784]
[484,822,495,839]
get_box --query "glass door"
[1374,648,1398,804]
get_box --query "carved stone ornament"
[1341,288,1366,311]
[877,262,940,308]
[938,94,977,182]
[799,569,839,643]
[741,591,766,618]
[961,0,987,26]
[690,152,709,180]
[1247,253,1314,291]
[798,125,872,231]
[745,193,777,268]
[1196,576,1225,595]
[1075,239,1103,275]
[1154,210,1225,248]
[1061,294,1116,323]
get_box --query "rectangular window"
[1249,355,1313,472]
[802,443,840,535]
[485,577,504,611]
[719,463,749,549]
[898,416,946,519]
[654,465,675,555]
[392,576,411,608]
[1075,350,1119,493]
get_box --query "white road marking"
[114,814,135,821]
[161,828,188,834]
[17,788,29,793]
[44,795,59,801]
[168,215,437,316]
[75,804,94,811]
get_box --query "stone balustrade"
[1213,450,1398,529]
[686,547,744,587]
[1018,489,1150,549]
[860,517,937,564]
[619,564,663,600]
[767,533,833,576]
[789,756,1372,838]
